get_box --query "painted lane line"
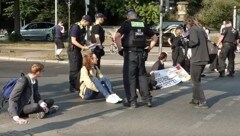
[154,93,171,98]
[168,90,182,94]
[203,113,216,121]
[66,105,85,111]
[190,121,204,129]
[215,109,224,113]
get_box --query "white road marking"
[190,121,204,129]
[203,113,216,121]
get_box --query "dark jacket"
[189,25,209,65]
[8,75,43,117]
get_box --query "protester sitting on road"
[148,52,168,90]
[8,63,59,124]
[79,53,122,103]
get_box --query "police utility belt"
[124,47,145,52]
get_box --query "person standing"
[67,15,92,93]
[216,21,239,77]
[185,16,209,108]
[168,27,185,67]
[115,9,158,108]
[8,63,58,124]
[54,20,65,61]
[90,13,106,69]
[203,26,210,40]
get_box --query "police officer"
[90,13,106,69]
[217,21,239,77]
[67,15,92,92]
[115,9,158,108]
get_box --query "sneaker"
[189,99,199,105]
[146,100,152,107]
[56,55,64,61]
[195,102,209,109]
[106,95,119,104]
[47,105,59,115]
[28,112,45,119]
[112,94,123,102]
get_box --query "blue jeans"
[84,77,114,100]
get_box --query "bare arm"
[114,32,123,51]
[94,34,103,49]
[216,35,224,48]
[148,35,158,51]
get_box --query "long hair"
[83,53,94,70]
[185,16,202,27]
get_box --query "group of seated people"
[7,51,168,124]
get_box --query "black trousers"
[218,43,235,74]
[172,46,185,66]
[190,64,206,103]
[123,51,151,102]
[21,99,54,115]
[209,54,218,70]
[67,47,82,89]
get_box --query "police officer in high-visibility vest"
[217,21,239,77]
[115,9,158,108]
[67,15,92,93]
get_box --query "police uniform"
[218,26,239,76]
[117,18,155,107]
[90,23,105,69]
[67,22,87,92]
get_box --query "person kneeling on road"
[79,53,122,103]
[8,63,59,124]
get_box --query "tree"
[4,0,39,25]
[13,0,20,34]
[197,0,240,29]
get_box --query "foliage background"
[0,0,240,33]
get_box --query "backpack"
[1,73,25,109]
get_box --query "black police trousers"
[190,64,206,103]
[123,50,151,102]
[172,46,185,66]
[218,43,235,74]
[67,47,82,90]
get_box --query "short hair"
[30,63,44,74]
[225,21,232,25]
[159,52,167,60]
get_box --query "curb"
[0,56,172,67]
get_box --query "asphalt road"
[0,61,240,136]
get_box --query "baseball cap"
[126,9,136,15]
[95,13,106,19]
[82,15,92,24]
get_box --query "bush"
[8,33,22,42]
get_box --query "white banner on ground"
[154,65,191,89]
